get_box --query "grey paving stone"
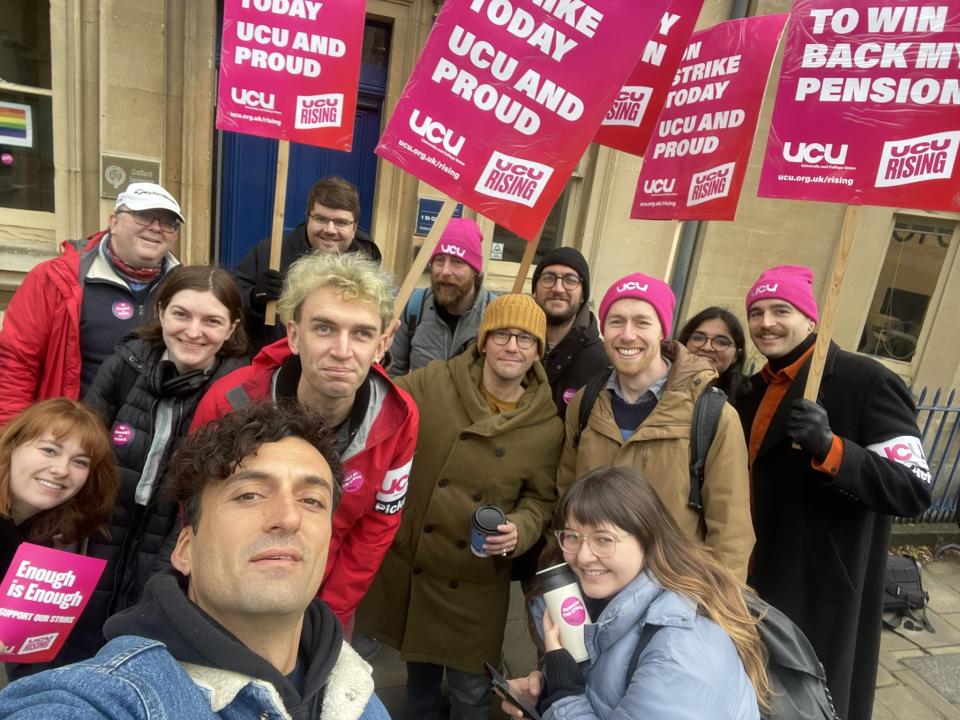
[926,573,960,614]
[901,653,960,704]
[875,684,948,720]
[875,665,897,687]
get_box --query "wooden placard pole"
[663,221,685,282]
[511,231,542,294]
[264,140,291,327]
[803,204,862,401]
[392,198,459,323]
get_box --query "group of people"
[0,176,934,720]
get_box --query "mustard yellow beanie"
[477,293,547,355]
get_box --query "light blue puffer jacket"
[532,570,761,720]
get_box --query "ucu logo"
[643,178,675,194]
[409,109,465,157]
[751,283,779,296]
[616,281,649,293]
[301,97,339,109]
[783,142,848,165]
[494,158,545,180]
[439,244,465,258]
[890,138,951,157]
[230,87,275,110]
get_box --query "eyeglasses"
[309,213,355,229]
[687,331,734,351]
[537,272,582,291]
[117,209,180,233]
[489,329,537,350]
[555,530,629,558]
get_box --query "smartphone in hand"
[484,662,542,720]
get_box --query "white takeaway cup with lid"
[536,562,591,662]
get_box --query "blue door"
[215,20,391,269]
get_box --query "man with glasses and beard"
[531,247,607,417]
[0,182,181,425]
[388,217,496,377]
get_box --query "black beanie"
[532,247,591,300]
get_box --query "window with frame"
[857,215,956,363]
[0,2,54,213]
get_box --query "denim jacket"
[0,635,391,720]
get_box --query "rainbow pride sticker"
[0,102,33,148]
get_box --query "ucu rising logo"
[603,85,650,128]
[876,131,960,188]
[295,93,343,130]
[475,151,554,208]
[751,283,779,297]
[783,142,848,165]
[616,281,649,293]
[409,109,465,157]
[688,162,735,206]
[643,178,676,194]
[231,87,275,110]
[438,243,465,258]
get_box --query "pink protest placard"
[376,0,672,241]
[0,543,105,663]
[758,1,960,211]
[594,0,703,157]
[631,14,788,221]
[216,0,366,150]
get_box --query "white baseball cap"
[115,182,185,223]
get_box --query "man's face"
[107,207,179,269]
[430,254,477,311]
[747,299,815,359]
[170,437,334,628]
[602,298,664,378]
[287,286,387,402]
[306,201,357,254]
[481,327,540,383]
[534,264,584,326]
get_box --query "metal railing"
[907,387,960,524]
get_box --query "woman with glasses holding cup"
[677,307,750,404]
[502,466,771,720]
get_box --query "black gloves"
[788,399,834,463]
[251,269,284,312]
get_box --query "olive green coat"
[356,345,562,673]
[557,342,755,581]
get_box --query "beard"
[432,278,473,309]
[543,297,580,326]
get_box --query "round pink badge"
[562,388,577,405]
[342,470,364,494]
[560,596,587,626]
[112,301,134,320]
[112,423,134,447]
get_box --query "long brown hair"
[138,265,248,357]
[551,466,773,713]
[0,398,119,542]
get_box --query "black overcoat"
[736,340,931,720]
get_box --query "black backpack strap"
[404,287,427,340]
[688,386,727,513]
[626,623,663,680]
[573,366,613,449]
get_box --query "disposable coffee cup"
[536,562,591,662]
[470,505,506,557]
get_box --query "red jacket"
[0,232,106,426]
[191,339,419,628]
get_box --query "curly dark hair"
[166,401,343,529]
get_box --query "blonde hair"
[551,467,774,714]
[277,251,396,330]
